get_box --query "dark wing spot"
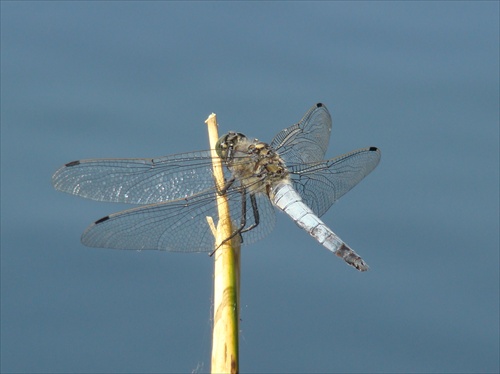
[316,103,323,108]
[65,160,81,167]
[369,147,379,152]
[95,216,110,224]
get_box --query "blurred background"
[1,2,498,373]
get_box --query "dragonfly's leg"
[237,188,248,234]
[224,189,262,239]
[217,176,235,196]
[210,189,259,256]
[240,193,259,234]
[210,188,247,256]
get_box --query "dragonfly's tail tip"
[336,244,369,272]
[348,257,369,272]
[355,261,370,272]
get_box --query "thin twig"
[205,113,240,374]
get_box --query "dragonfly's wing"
[270,103,332,165]
[288,147,381,217]
[81,185,276,252]
[52,151,223,204]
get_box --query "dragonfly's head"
[215,132,247,161]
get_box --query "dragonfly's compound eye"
[215,133,231,159]
[216,132,247,160]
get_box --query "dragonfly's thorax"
[216,132,290,194]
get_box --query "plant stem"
[205,113,240,374]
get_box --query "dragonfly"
[52,103,380,271]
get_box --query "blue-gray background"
[1,2,498,373]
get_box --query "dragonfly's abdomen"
[271,182,369,271]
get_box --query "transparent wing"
[52,103,332,205]
[81,181,276,252]
[52,151,223,204]
[270,103,332,165]
[288,147,381,217]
